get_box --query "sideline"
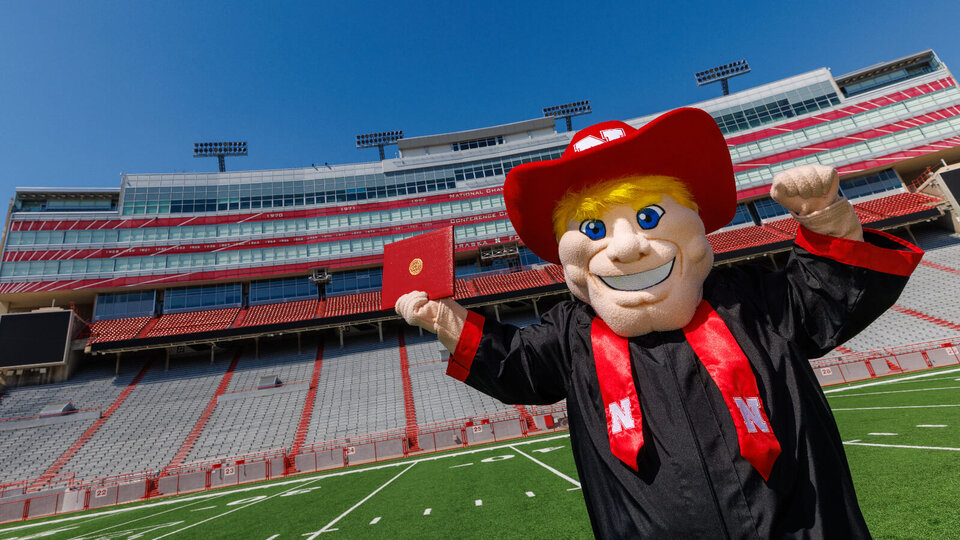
[0,433,572,534]
[823,367,960,394]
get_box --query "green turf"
[3,366,960,539]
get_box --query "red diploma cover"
[381,226,455,310]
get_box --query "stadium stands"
[544,264,565,285]
[324,291,382,318]
[405,331,512,425]
[87,317,151,344]
[304,334,405,442]
[144,308,240,338]
[854,192,943,221]
[707,225,792,255]
[472,268,552,296]
[55,355,232,481]
[238,299,319,328]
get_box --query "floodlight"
[193,141,248,172]
[543,100,592,131]
[356,130,403,160]
[694,60,751,96]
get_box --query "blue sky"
[1,0,958,203]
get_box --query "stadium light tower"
[194,141,248,172]
[695,59,751,96]
[543,100,592,132]
[356,131,403,160]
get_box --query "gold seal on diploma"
[409,258,424,276]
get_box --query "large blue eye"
[636,205,664,230]
[578,219,606,240]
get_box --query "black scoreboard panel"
[0,310,72,367]
[941,168,960,199]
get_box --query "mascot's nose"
[606,219,649,263]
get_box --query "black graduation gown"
[447,229,922,539]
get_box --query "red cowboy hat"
[504,107,735,264]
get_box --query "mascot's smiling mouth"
[598,259,675,292]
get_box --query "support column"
[338,327,344,348]
[115,352,121,376]
[210,344,215,365]
[905,224,919,245]
[767,254,779,270]
[532,298,540,319]
[494,304,501,322]
[378,322,383,343]
[165,348,170,371]
[297,333,302,354]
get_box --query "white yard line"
[64,494,231,540]
[508,444,580,488]
[824,368,960,394]
[829,386,960,398]
[844,440,960,451]
[2,434,571,534]
[153,475,328,539]
[917,424,948,428]
[314,462,416,534]
[832,404,960,411]
[868,433,898,436]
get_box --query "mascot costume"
[395,108,923,538]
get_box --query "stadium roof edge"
[835,49,936,84]
[397,117,556,151]
[16,187,120,194]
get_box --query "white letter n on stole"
[609,397,635,434]
[733,397,770,433]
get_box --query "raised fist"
[770,164,840,217]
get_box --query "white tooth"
[600,259,674,291]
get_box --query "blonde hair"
[552,175,698,239]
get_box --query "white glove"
[395,291,469,353]
[771,164,863,241]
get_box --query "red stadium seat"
[472,269,552,296]
[239,299,319,327]
[706,226,792,254]
[87,317,152,345]
[853,192,942,222]
[145,308,241,338]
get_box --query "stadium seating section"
[75,191,944,350]
[87,317,151,344]
[145,308,240,338]
[2,224,959,491]
[239,299,319,328]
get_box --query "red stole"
[590,300,781,480]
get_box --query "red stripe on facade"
[732,105,960,173]
[291,342,324,456]
[1,234,522,293]
[30,361,153,490]
[725,77,956,147]
[5,211,509,262]
[10,186,506,231]
[398,330,420,451]
[165,349,243,471]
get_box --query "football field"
[4,365,960,539]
